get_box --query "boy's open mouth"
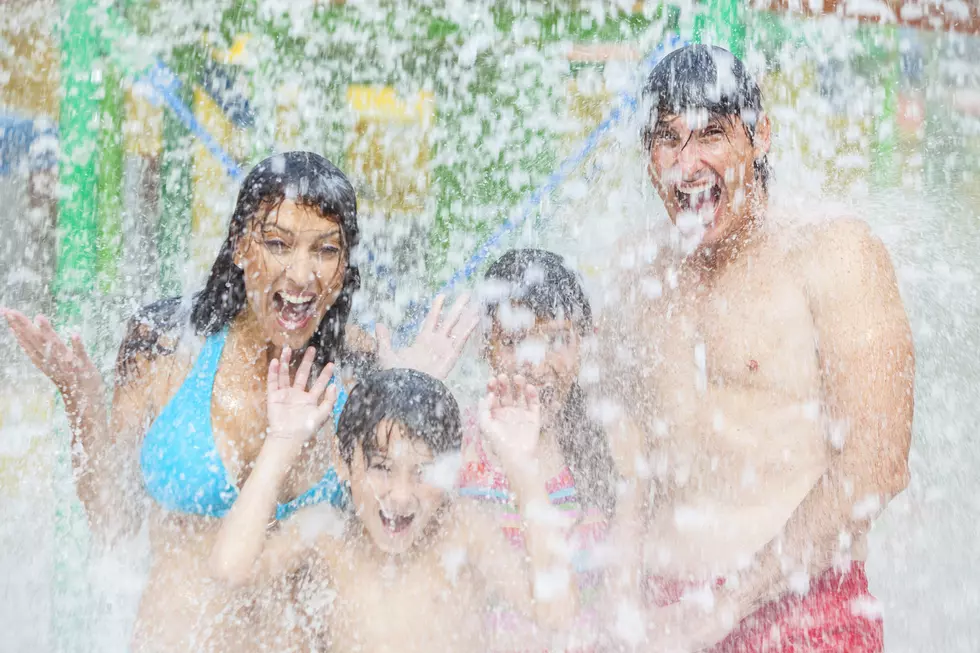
[272,291,317,331]
[380,510,415,534]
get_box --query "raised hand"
[2,308,104,401]
[375,293,479,380]
[266,347,339,460]
[477,374,542,466]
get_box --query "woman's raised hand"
[375,293,479,381]
[266,347,339,460]
[2,308,104,401]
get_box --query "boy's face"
[347,421,450,556]
[486,310,581,424]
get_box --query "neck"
[228,311,288,375]
[693,197,767,276]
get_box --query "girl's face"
[235,199,346,351]
[486,307,581,425]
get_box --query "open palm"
[2,308,104,403]
[375,293,479,380]
[266,347,339,459]
[477,374,542,463]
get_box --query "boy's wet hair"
[483,249,616,516]
[641,44,771,192]
[337,368,463,468]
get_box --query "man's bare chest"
[626,260,821,406]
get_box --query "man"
[595,45,914,652]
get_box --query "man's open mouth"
[272,291,317,331]
[675,180,723,223]
[380,510,415,534]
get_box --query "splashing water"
[1,2,979,652]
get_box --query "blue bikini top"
[140,329,348,521]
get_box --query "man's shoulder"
[772,215,886,273]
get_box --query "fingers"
[278,346,292,390]
[293,347,316,389]
[267,357,281,396]
[524,382,540,409]
[496,373,514,407]
[421,294,446,334]
[314,384,340,430]
[512,375,529,410]
[69,334,92,365]
[441,293,470,335]
[310,362,335,401]
[36,315,68,360]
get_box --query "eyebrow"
[261,225,342,239]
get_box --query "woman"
[458,248,618,653]
[3,151,476,652]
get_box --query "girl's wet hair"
[484,249,616,516]
[337,368,463,467]
[641,44,771,192]
[191,151,360,371]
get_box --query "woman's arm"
[210,347,341,588]
[3,309,162,544]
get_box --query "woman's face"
[235,199,346,350]
[486,307,581,426]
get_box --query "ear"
[753,114,772,159]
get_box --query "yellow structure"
[346,85,435,216]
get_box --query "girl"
[459,248,618,653]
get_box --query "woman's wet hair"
[641,44,771,192]
[483,249,616,516]
[337,368,463,468]
[191,151,360,371]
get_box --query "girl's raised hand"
[477,374,542,465]
[266,347,338,460]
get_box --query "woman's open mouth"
[380,510,415,535]
[272,291,317,331]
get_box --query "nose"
[283,250,317,287]
[385,472,417,511]
[676,135,703,178]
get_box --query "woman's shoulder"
[116,296,198,384]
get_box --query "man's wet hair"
[483,249,616,516]
[337,368,463,468]
[641,44,771,192]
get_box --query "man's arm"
[726,218,914,618]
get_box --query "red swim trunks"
[647,564,884,653]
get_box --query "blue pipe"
[392,34,684,339]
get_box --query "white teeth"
[280,292,314,305]
[677,182,715,194]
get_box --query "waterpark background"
[1,1,978,651]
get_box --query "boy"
[210,346,578,653]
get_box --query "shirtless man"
[210,354,579,653]
[598,45,914,652]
